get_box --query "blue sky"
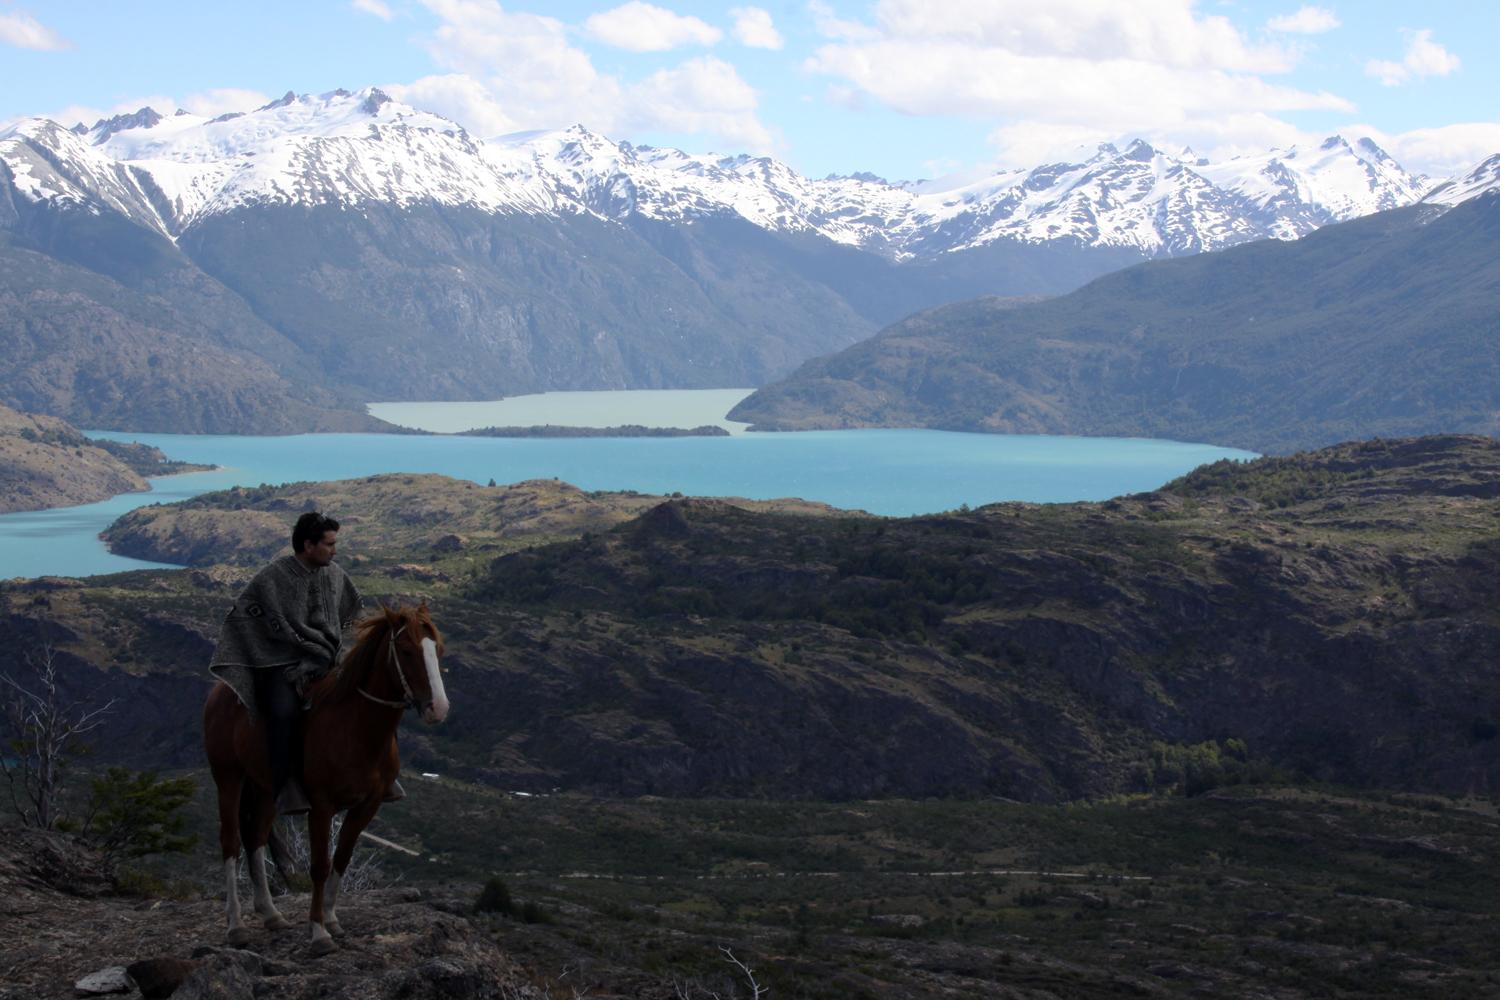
[3,1,1496,179]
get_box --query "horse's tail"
[267,823,295,885]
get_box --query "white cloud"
[384,73,520,137]
[585,2,721,52]
[1267,7,1339,35]
[1364,59,1406,87]
[410,0,771,150]
[419,0,623,129]
[1404,30,1462,77]
[39,103,110,130]
[807,0,879,42]
[352,0,396,20]
[1346,121,1500,179]
[1365,29,1460,87]
[0,10,70,50]
[805,0,1356,166]
[731,7,783,50]
[180,89,272,118]
[628,56,773,149]
[869,0,1294,73]
[809,41,1348,123]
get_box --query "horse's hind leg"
[213,767,252,947]
[246,787,291,931]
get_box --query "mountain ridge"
[2,86,1462,260]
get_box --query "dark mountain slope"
[177,205,1143,401]
[180,205,878,398]
[453,435,1500,798]
[731,195,1500,453]
[0,170,390,433]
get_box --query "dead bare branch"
[0,638,115,830]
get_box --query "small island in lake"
[458,423,730,438]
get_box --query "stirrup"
[276,780,311,816]
[382,778,406,803]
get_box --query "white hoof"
[309,922,337,957]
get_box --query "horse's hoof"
[265,915,292,931]
[326,920,344,936]
[227,927,253,947]
[310,936,338,958]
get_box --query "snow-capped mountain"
[4,85,1497,435]
[1197,135,1430,238]
[1422,153,1500,206]
[0,86,1464,260]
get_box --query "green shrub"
[475,875,514,914]
[81,768,196,869]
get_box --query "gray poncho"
[209,554,362,715]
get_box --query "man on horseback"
[209,511,397,814]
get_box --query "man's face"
[303,530,338,567]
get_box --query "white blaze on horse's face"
[421,636,449,724]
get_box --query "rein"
[357,625,424,712]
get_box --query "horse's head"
[359,603,450,724]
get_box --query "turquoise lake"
[0,425,1256,580]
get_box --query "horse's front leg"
[306,804,338,956]
[324,795,382,936]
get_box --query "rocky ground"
[100,474,857,570]
[0,828,543,999]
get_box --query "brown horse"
[203,603,449,955]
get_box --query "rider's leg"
[254,667,307,814]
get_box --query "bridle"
[357,624,427,712]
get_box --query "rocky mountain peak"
[261,90,298,110]
[86,107,164,142]
[360,87,393,115]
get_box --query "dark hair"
[292,511,340,554]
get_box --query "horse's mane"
[311,604,433,707]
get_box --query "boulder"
[73,966,130,995]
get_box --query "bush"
[81,768,196,869]
[475,875,514,915]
